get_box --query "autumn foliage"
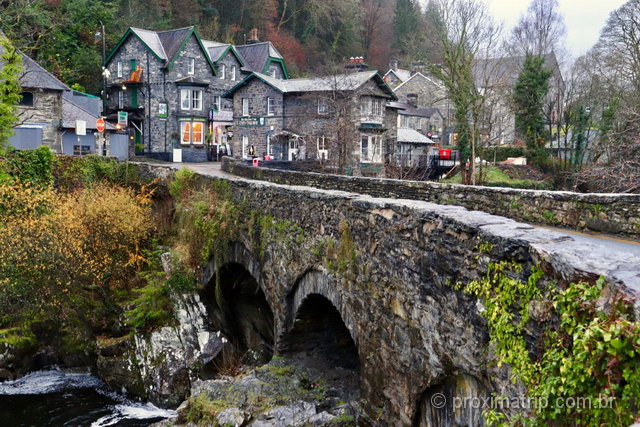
[0,177,153,340]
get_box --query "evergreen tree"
[0,36,22,152]
[393,0,420,54]
[513,54,553,167]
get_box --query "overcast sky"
[483,0,628,57]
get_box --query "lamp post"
[95,23,108,155]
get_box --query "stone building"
[223,71,397,169]
[9,53,67,151]
[104,26,289,162]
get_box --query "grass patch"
[443,165,552,190]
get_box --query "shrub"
[0,146,56,186]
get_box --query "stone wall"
[222,157,640,238]
[16,90,63,151]
[138,162,639,425]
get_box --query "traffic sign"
[118,111,128,126]
[96,117,106,133]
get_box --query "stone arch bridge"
[142,163,640,425]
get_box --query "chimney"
[389,58,398,72]
[407,93,418,107]
[247,28,260,44]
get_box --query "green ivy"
[460,264,640,425]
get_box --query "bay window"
[180,120,205,145]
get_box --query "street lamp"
[94,22,107,116]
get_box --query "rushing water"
[0,370,176,426]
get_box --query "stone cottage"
[223,70,397,170]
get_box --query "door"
[288,138,299,161]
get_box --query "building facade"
[224,71,397,170]
[104,27,289,162]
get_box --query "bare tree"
[506,0,567,59]
[430,0,503,185]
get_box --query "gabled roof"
[394,71,445,92]
[397,128,436,144]
[390,101,444,119]
[224,71,397,99]
[201,40,246,67]
[17,53,69,91]
[106,26,216,74]
[62,96,115,130]
[63,90,100,116]
[234,42,288,78]
[384,68,412,83]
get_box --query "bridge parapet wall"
[222,157,640,239]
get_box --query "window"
[271,69,277,78]
[267,97,275,116]
[191,90,202,110]
[317,135,328,160]
[187,58,195,75]
[360,97,370,114]
[180,120,205,145]
[73,145,91,156]
[213,95,222,112]
[372,99,382,115]
[317,98,328,115]
[117,61,123,78]
[180,89,203,110]
[242,135,249,158]
[220,64,226,80]
[400,115,409,128]
[267,135,273,156]
[231,65,237,81]
[419,118,425,130]
[118,90,124,109]
[242,98,249,116]
[360,135,382,163]
[18,92,34,107]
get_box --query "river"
[0,370,176,426]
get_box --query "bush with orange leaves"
[0,181,153,339]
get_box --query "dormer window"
[18,92,34,107]
[220,64,226,80]
[231,65,237,81]
[187,58,195,75]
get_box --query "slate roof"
[397,127,436,144]
[63,90,101,116]
[129,28,168,61]
[19,54,69,91]
[225,71,397,99]
[393,72,445,92]
[62,96,115,130]
[234,42,283,73]
[384,68,412,83]
[110,26,214,71]
[390,102,443,119]
[202,40,229,62]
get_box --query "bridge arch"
[280,270,360,371]
[202,243,275,366]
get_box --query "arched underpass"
[203,263,275,372]
[280,293,361,401]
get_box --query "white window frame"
[191,90,203,111]
[317,98,328,115]
[180,120,205,145]
[220,64,226,80]
[180,89,203,111]
[271,68,277,78]
[242,135,249,158]
[361,97,370,115]
[213,95,222,112]
[267,97,275,116]
[267,134,273,156]
[317,135,328,160]
[180,89,191,110]
[117,61,123,78]
[187,58,195,75]
[231,65,237,81]
[242,98,249,116]
[360,134,382,163]
[118,90,124,109]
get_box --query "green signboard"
[118,111,128,126]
